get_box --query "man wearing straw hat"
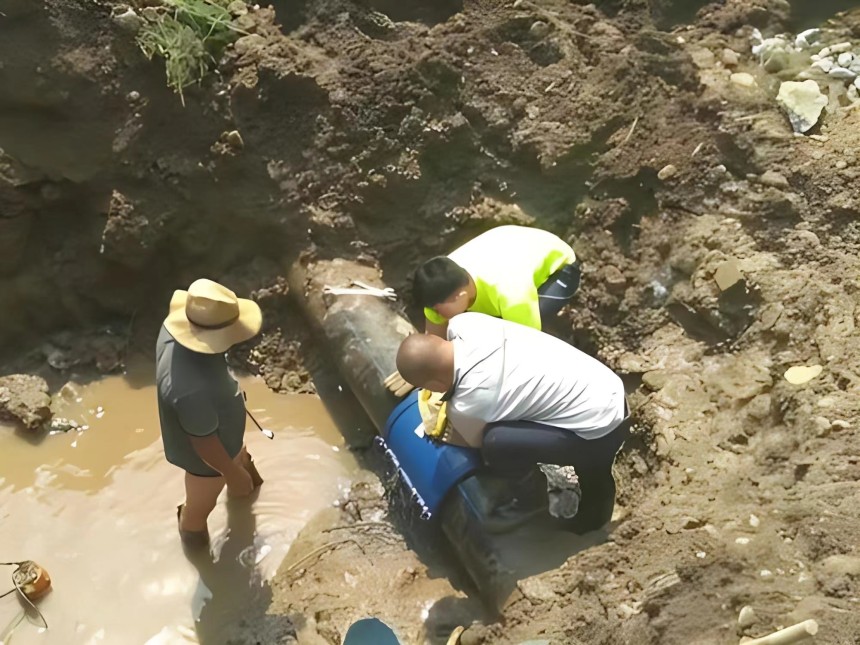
[156,279,264,547]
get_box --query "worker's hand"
[384,370,414,397]
[225,465,254,498]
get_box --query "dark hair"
[412,256,469,309]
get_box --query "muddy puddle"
[0,362,359,644]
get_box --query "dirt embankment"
[2,0,860,643]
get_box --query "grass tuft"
[137,0,245,104]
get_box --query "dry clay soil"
[2,0,860,644]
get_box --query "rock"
[41,330,125,373]
[731,72,756,88]
[819,554,860,577]
[784,364,823,385]
[233,34,266,56]
[794,29,820,50]
[749,514,760,528]
[828,66,856,80]
[811,59,834,74]
[0,375,52,430]
[234,13,256,31]
[714,259,742,291]
[683,516,705,529]
[517,576,558,602]
[658,164,678,180]
[50,417,79,433]
[642,370,668,391]
[837,52,854,67]
[112,6,143,32]
[690,47,716,69]
[602,265,627,292]
[529,21,550,39]
[101,190,161,270]
[738,605,757,627]
[813,416,831,436]
[776,80,828,133]
[759,169,789,189]
[746,393,771,420]
[225,130,244,149]
[758,303,783,330]
[819,42,852,58]
[722,48,740,66]
[751,30,789,68]
[227,0,248,16]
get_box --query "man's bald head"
[396,334,455,393]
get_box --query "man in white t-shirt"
[395,312,629,533]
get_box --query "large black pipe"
[287,257,584,609]
[287,257,413,431]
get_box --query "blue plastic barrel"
[379,390,482,519]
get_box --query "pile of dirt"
[2,0,859,643]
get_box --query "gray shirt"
[155,325,245,476]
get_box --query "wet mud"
[0,365,357,644]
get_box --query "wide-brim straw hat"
[164,279,262,354]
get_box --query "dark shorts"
[537,261,582,325]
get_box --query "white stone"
[795,29,820,50]
[776,80,828,133]
[731,72,757,88]
[738,605,757,627]
[819,42,852,58]
[722,48,740,66]
[749,514,760,528]
[811,59,834,73]
[658,164,678,180]
[785,364,823,384]
[829,66,857,80]
[838,52,854,67]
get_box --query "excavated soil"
[2,0,860,643]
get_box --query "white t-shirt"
[445,313,626,447]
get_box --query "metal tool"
[322,280,397,301]
[246,408,274,439]
[242,391,274,439]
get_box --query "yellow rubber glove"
[417,389,448,438]
[383,370,415,397]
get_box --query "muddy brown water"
[0,364,359,644]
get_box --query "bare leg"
[180,446,254,535]
[181,472,225,533]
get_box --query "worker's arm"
[445,412,486,448]
[177,393,254,496]
[424,318,448,338]
[189,434,252,495]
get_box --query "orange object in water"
[12,561,52,601]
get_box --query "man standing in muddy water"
[156,278,264,548]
